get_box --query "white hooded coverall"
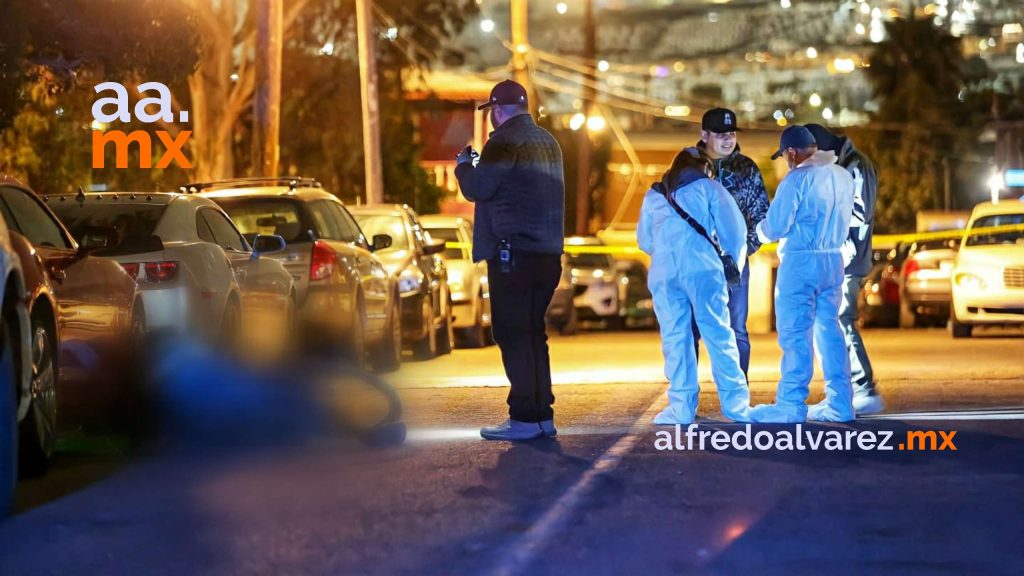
[753,150,855,423]
[637,176,750,424]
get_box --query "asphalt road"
[3,328,1023,575]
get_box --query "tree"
[855,17,989,231]
[274,0,478,210]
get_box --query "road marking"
[864,409,1024,421]
[490,391,667,576]
[406,425,638,442]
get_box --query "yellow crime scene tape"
[442,222,1024,257]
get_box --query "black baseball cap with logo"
[701,107,742,134]
[478,79,529,110]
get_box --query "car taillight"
[902,259,920,278]
[881,277,900,304]
[310,240,336,281]
[144,261,178,283]
[121,263,140,280]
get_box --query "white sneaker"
[480,419,543,441]
[853,394,885,416]
[539,419,557,437]
[807,402,854,423]
[749,403,806,423]
[652,407,694,426]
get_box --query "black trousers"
[487,251,562,423]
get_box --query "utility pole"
[576,0,596,235]
[356,0,384,204]
[252,0,283,177]
[510,0,537,116]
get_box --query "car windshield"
[425,227,466,259]
[354,215,408,251]
[47,201,165,249]
[214,199,307,243]
[568,251,614,269]
[966,213,1024,247]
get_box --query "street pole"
[252,0,283,177]
[575,0,596,235]
[356,0,384,204]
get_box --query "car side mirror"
[423,240,446,256]
[371,234,392,252]
[252,234,286,258]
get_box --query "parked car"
[1,210,29,513]
[858,248,900,328]
[1,183,146,466]
[193,178,401,371]
[950,200,1024,338]
[420,214,493,348]
[47,189,294,358]
[565,236,629,330]
[545,253,578,335]
[899,237,960,327]
[615,259,656,329]
[350,204,452,359]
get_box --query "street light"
[586,115,606,133]
[556,2,568,14]
[569,113,586,131]
[809,93,822,107]
[480,19,495,33]
[988,171,1003,204]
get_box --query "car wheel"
[606,315,627,331]
[413,296,438,360]
[461,297,488,349]
[373,298,402,373]
[219,298,242,351]
[437,294,453,356]
[116,302,150,435]
[898,301,917,329]
[348,295,370,370]
[950,310,973,339]
[1,301,19,514]
[18,309,57,477]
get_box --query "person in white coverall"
[637,148,751,425]
[751,126,855,423]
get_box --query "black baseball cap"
[771,125,817,160]
[701,107,742,133]
[478,79,529,110]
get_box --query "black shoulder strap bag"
[661,186,742,287]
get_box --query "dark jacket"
[455,114,565,262]
[835,137,878,277]
[696,141,770,255]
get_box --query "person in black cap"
[805,123,883,415]
[693,107,770,378]
[455,79,565,441]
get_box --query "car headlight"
[398,266,425,295]
[448,271,466,301]
[955,273,986,291]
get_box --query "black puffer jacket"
[696,142,771,255]
[456,114,565,262]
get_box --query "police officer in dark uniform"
[455,80,566,441]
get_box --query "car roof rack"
[179,177,322,194]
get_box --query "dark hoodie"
[696,141,770,255]
[834,137,878,277]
